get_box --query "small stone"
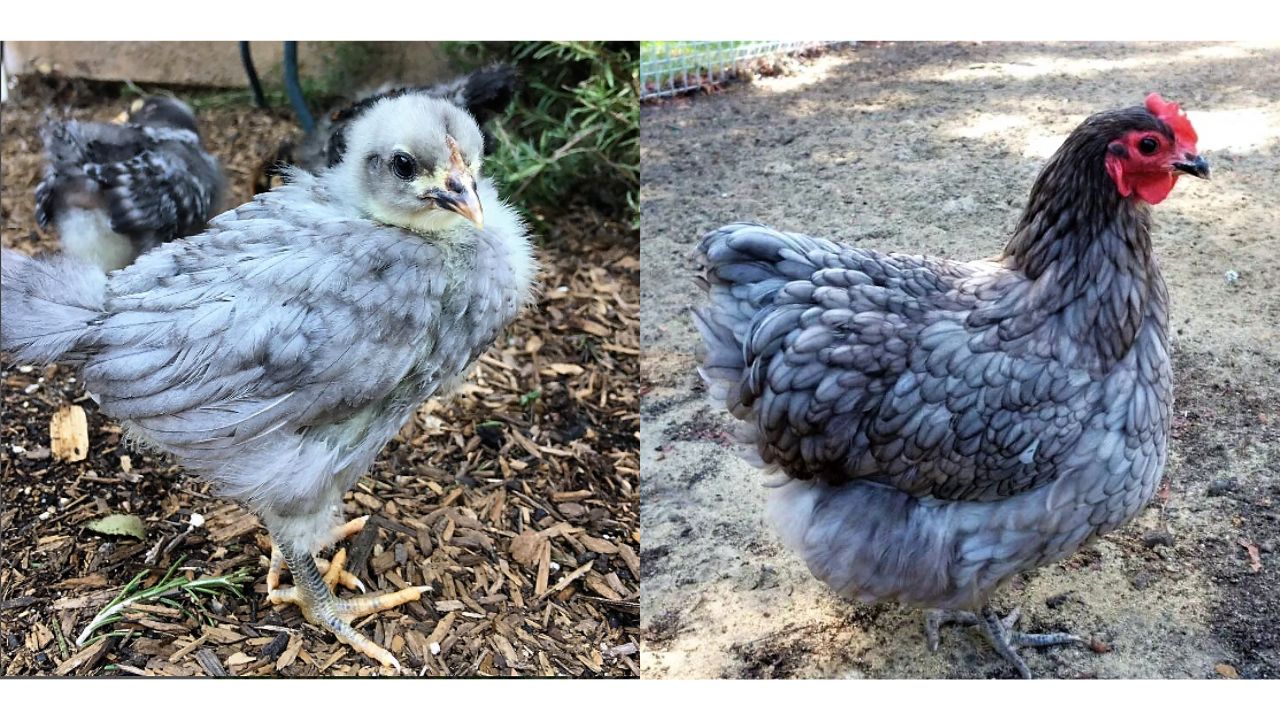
[1045,591,1075,609]
[1207,478,1238,497]
[1143,530,1175,549]
[941,196,979,215]
[1224,270,1240,285]
[1131,573,1152,590]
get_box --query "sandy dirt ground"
[640,42,1280,679]
[1,78,640,677]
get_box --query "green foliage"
[75,558,251,647]
[449,42,639,229]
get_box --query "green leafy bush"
[449,42,639,229]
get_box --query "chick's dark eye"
[1138,136,1159,155]
[391,152,417,180]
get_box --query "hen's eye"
[391,152,417,180]
[1138,137,1159,155]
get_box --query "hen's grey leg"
[925,606,1083,679]
[268,536,428,671]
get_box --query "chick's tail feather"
[1,249,106,364]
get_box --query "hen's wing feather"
[698,223,1102,502]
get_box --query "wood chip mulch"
[0,76,639,677]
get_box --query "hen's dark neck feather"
[998,108,1169,370]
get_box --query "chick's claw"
[264,522,426,671]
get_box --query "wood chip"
[50,405,89,462]
[580,535,618,554]
[541,363,585,376]
[194,648,228,677]
[54,638,107,676]
[510,530,547,568]
[540,560,594,599]
[1239,538,1263,572]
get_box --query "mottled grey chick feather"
[34,97,224,272]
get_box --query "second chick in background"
[35,96,224,273]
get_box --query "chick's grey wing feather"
[87,133,222,240]
[36,120,221,242]
[34,120,144,226]
[79,193,451,450]
[697,223,1106,502]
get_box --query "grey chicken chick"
[693,94,1209,678]
[3,94,537,670]
[34,96,224,272]
[255,64,519,193]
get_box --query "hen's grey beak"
[1174,155,1210,179]
[424,135,484,229]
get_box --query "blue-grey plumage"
[3,94,537,669]
[34,96,225,272]
[693,96,1208,677]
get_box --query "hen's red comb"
[1146,93,1198,145]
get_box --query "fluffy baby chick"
[34,96,224,272]
[256,64,519,193]
[3,95,537,670]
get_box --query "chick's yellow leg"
[265,516,370,595]
[264,518,428,670]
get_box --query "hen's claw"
[924,606,1083,678]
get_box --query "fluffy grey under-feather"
[693,105,1174,611]
[34,97,224,272]
[4,97,535,554]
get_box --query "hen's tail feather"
[693,223,830,419]
[1,249,106,364]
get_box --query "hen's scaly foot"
[266,520,428,671]
[925,606,1083,679]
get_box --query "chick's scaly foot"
[266,516,370,596]
[925,606,1083,679]
[266,518,429,671]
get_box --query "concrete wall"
[3,41,457,93]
